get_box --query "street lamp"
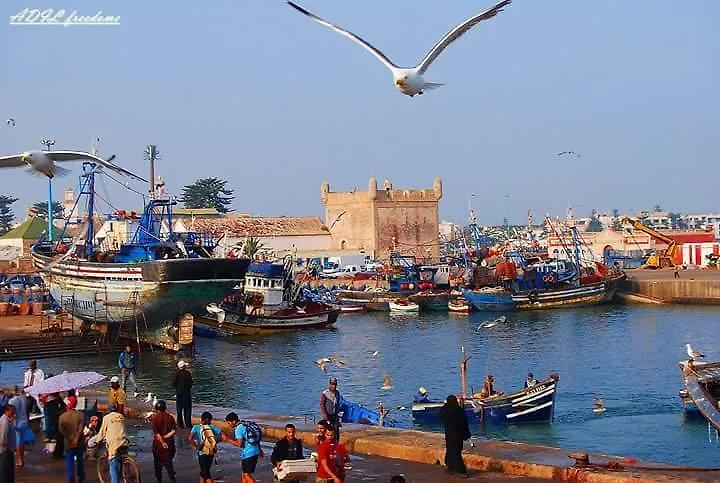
[143,145,160,199]
[41,137,56,241]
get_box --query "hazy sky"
[1,0,718,226]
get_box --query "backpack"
[200,425,218,455]
[241,420,262,446]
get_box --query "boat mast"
[82,138,99,260]
[460,345,472,400]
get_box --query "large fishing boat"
[197,257,339,336]
[31,150,249,350]
[463,221,624,311]
[678,358,720,428]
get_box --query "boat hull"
[32,248,249,349]
[679,360,720,429]
[196,304,339,336]
[464,281,617,312]
[389,302,419,312]
[409,291,449,311]
[412,376,559,425]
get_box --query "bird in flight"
[287,0,512,97]
[557,151,581,158]
[6,119,15,127]
[0,150,147,182]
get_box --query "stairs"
[0,333,102,362]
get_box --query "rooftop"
[193,215,330,237]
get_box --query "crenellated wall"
[321,177,442,260]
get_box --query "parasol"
[26,371,106,397]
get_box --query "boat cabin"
[244,262,286,307]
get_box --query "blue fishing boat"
[411,375,559,425]
[339,399,399,428]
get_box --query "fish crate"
[273,459,317,481]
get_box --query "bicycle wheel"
[122,455,141,483]
[97,455,110,483]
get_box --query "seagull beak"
[395,79,405,87]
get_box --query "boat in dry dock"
[31,155,249,350]
[198,258,338,336]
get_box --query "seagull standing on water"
[686,343,705,361]
[286,0,512,97]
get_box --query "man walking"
[0,404,16,482]
[8,386,28,467]
[59,397,86,483]
[320,377,342,442]
[118,345,139,397]
[173,360,193,429]
[23,360,45,416]
[271,423,304,483]
[224,412,262,483]
[151,399,177,483]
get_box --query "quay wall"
[620,278,720,304]
[71,391,716,482]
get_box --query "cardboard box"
[274,459,317,481]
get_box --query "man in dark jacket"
[118,345,138,397]
[172,361,193,429]
[271,423,304,474]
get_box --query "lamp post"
[144,145,160,199]
[41,137,56,241]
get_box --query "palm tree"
[242,236,264,259]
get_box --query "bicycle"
[95,441,141,483]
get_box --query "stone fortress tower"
[321,177,443,261]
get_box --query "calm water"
[2,304,720,466]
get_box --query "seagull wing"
[48,151,148,183]
[416,0,511,75]
[0,154,27,169]
[287,1,399,72]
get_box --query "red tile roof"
[193,215,329,237]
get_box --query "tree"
[30,201,64,220]
[180,177,234,213]
[0,195,18,235]
[242,236,265,259]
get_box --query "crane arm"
[620,217,677,245]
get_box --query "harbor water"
[1,304,719,467]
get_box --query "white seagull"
[0,150,147,182]
[686,343,705,361]
[6,119,15,127]
[206,303,226,324]
[287,0,512,97]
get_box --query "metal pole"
[41,138,56,241]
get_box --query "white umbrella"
[26,371,106,397]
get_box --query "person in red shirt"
[315,426,343,483]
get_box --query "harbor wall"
[620,278,720,304]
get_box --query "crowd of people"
[0,350,466,482]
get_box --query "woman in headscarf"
[439,395,471,477]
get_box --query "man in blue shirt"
[117,345,138,397]
[0,403,17,482]
[188,411,223,483]
[224,412,261,483]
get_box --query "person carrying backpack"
[188,411,222,483]
[225,412,263,483]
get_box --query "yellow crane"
[620,217,679,269]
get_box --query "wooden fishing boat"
[679,359,720,427]
[197,260,338,336]
[389,299,419,312]
[409,290,449,311]
[336,304,365,314]
[448,297,471,314]
[412,347,559,425]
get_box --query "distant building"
[321,177,442,261]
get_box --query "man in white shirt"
[23,359,45,408]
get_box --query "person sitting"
[478,375,502,399]
[524,373,538,389]
[413,387,431,403]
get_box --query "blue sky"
[1,0,718,225]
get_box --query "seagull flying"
[6,119,15,127]
[557,151,581,158]
[315,357,332,373]
[0,150,147,182]
[686,343,705,361]
[206,303,226,324]
[287,0,512,97]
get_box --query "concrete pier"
[54,391,720,482]
[619,269,720,304]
